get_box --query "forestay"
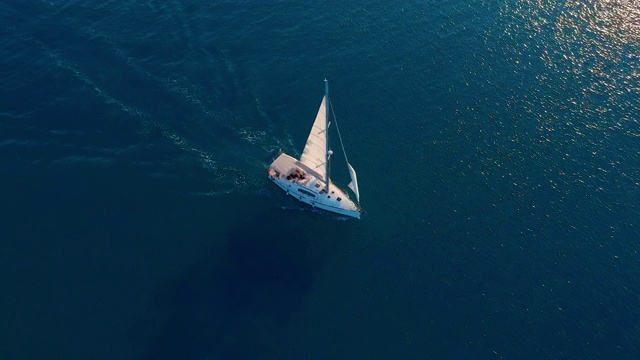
[330,96,361,204]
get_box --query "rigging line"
[329,100,350,164]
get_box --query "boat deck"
[268,153,361,218]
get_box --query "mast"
[324,79,331,193]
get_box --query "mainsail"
[300,96,328,181]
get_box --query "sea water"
[1,1,639,359]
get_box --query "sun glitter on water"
[502,0,640,137]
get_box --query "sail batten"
[299,96,328,181]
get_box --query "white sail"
[347,163,360,203]
[300,96,328,181]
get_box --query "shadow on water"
[143,208,336,359]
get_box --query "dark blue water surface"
[2,1,639,359]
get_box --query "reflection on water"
[473,0,640,245]
[500,0,640,136]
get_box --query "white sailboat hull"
[268,153,362,219]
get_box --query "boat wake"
[31,27,290,197]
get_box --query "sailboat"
[268,79,363,218]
